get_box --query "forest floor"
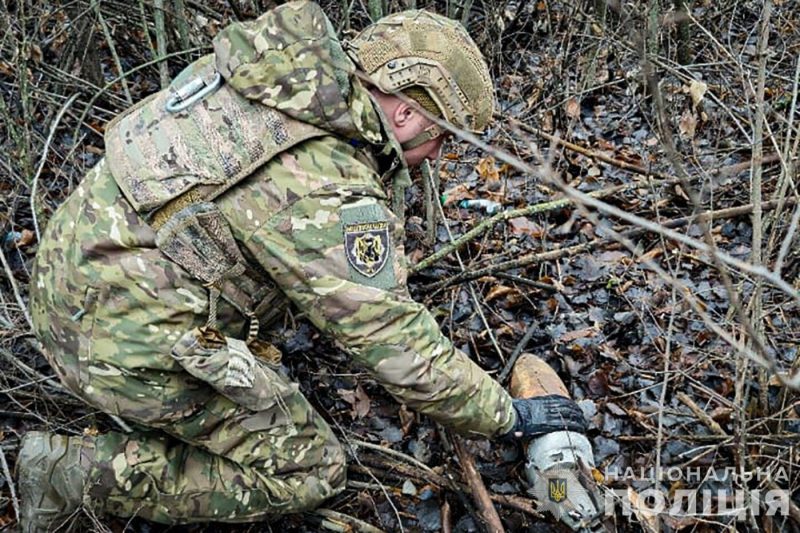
[1,1,800,532]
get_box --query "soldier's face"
[387,101,447,166]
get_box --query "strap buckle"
[165,72,224,113]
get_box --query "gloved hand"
[504,395,587,439]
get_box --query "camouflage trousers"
[54,329,346,523]
[56,327,346,523]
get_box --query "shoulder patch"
[340,203,396,289]
[344,221,389,277]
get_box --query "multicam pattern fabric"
[29,0,512,523]
[345,9,496,133]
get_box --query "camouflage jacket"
[32,0,514,437]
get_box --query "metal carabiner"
[165,72,224,113]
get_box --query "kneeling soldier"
[21,2,587,529]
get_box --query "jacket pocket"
[171,326,293,417]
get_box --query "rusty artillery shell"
[509,353,570,399]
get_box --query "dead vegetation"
[1,0,800,531]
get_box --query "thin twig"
[0,441,19,520]
[427,167,506,363]
[442,499,452,533]
[138,0,160,67]
[349,460,543,519]
[412,152,779,275]
[498,320,540,384]
[676,392,726,437]
[646,19,774,403]
[749,0,772,415]
[172,0,190,49]
[350,438,438,478]
[491,272,558,292]
[0,288,14,329]
[507,116,673,180]
[153,0,171,88]
[310,508,387,533]
[422,160,437,245]
[427,198,797,291]
[0,247,33,331]
[93,0,133,105]
[393,70,800,312]
[7,341,135,434]
[772,54,800,274]
[412,183,628,273]
[532,167,784,389]
[333,423,405,532]
[452,435,505,533]
[678,391,800,522]
[30,93,80,242]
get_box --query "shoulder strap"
[104,55,327,221]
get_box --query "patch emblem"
[344,221,390,277]
[532,468,597,525]
[548,478,567,503]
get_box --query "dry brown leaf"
[636,247,663,264]
[689,79,708,108]
[13,229,36,248]
[587,370,610,395]
[768,373,790,387]
[399,404,415,435]
[673,183,690,201]
[559,327,596,343]
[595,138,615,151]
[541,111,554,132]
[408,248,425,265]
[441,184,474,205]
[627,487,662,533]
[494,324,517,337]
[597,251,628,263]
[565,97,581,120]
[508,217,545,238]
[29,43,43,64]
[476,156,500,181]
[337,385,371,419]
[679,109,697,139]
[485,285,516,303]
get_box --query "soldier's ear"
[392,101,416,128]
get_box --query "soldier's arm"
[245,181,515,438]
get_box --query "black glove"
[504,395,587,439]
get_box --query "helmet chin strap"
[400,123,445,151]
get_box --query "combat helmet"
[346,10,495,147]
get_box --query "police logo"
[548,478,567,503]
[344,221,390,277]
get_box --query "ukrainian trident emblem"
[548,478,567,503]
